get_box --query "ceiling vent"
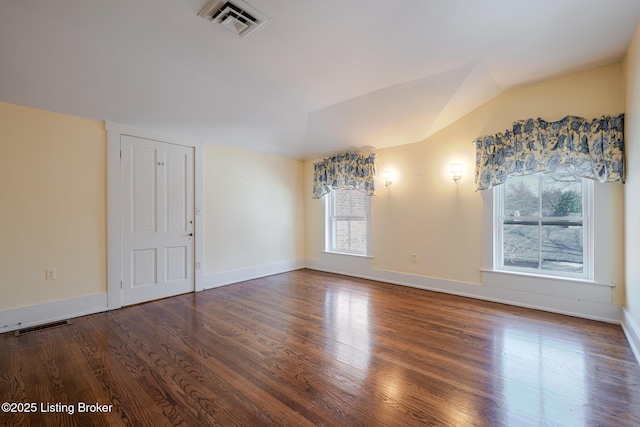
[198,0,268,38]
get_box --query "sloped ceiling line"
[0,0,639,159]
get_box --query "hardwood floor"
[1,269,639,426]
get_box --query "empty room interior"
[2,0,640,425]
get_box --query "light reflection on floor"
[315,281,635,425]
[498,326,587,426]
[324,289,372,372]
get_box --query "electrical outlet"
[411,253,417,263]
[195,261,202,269]
[46,269,56,280]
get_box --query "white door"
[121,135,195,306]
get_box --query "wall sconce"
[382,170,394,188]
[449,163,462,183]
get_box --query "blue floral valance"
[474,114,624,191]
[312,152,377,199]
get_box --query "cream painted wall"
[0,101,106,310]
[203,144,304,275]
[0,60,627,321]
[624,24,640,328]
[305,64,625,302]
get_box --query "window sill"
[322,251,373,259]
[480,268,614,288]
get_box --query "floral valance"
[474,114,624,191]
[312,152,377,199]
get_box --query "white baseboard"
[203,258,306,289]
[305,254,622,324]
[0,293,108,334]
[3,257,621,336]
[622,309,640,365]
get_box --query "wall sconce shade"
[382,170,394,188]
[449,163,462,183]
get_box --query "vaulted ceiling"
[1,0,639,160]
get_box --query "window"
[326,188,371,255]
[495,170,592,279]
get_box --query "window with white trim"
[495,169,593,279]
[326,188,371,256]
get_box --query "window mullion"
[331,193,337,251]
[535,215,542,272]
[496,186,503,270]
[348,190,353,251]
[538,173,542,271]
[583,178,592,279]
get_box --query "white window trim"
[482,180,613,288]
[324,189,373,257]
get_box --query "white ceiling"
[1,0,639,160]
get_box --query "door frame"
[106,121,205,310]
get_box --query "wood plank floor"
[1,269,639,426]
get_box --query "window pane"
[498,171,589,278]
[503,224,539,269]
[541,173,582,217]
[335,190,351,216]
[350,220,366,253]
[335,219,349,251]
[350,190,366,217]
[541,223,583,273]
[328,188,369,255]
[504,175,539,217]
